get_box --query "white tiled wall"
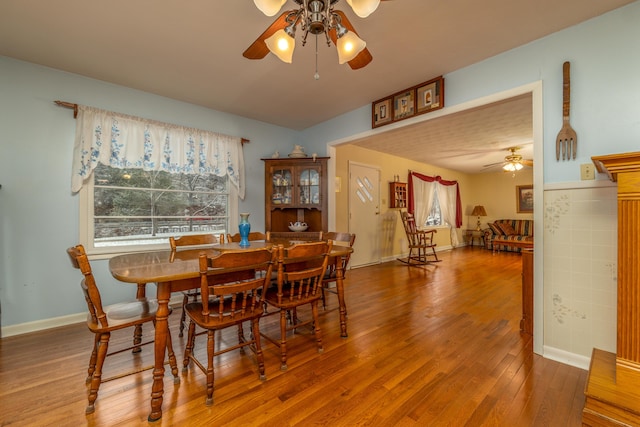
[543,184,618,361]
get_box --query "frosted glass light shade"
[254,0,287,17]
[503,162,523,172]
[265,29,296,63]
[346,0,381,18]
[336,31,366,64]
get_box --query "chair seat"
[185,302,263,328]
[86,299,170,332]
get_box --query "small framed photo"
[416,76,444,115]
[393,90,415,121]
[516,185,534,213]
[372,97,392,128]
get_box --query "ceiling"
[0,0,634,172]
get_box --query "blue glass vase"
[238,213,251,247]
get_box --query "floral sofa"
[483,219,533,252]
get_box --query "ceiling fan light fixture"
[336,31,366,64]
[253,0,287,17]
[503,163,515,172]
[346,0,381,18]
[265,28,296,63]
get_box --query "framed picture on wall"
[372,97,392,128]
[516,185,534,213]
[416,76,444,115]
[393,90,415,121]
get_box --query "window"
[80,164,237,256]
[425,191,442,226]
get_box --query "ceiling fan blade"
[243,11,292,60]
[522,159,534,167]
[482,162,504,168]
[329,10,373,70]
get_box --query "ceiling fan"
[244,0,391,71]
[483,147,533,172]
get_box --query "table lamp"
[471,205,487,231]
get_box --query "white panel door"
[348,162,380,267]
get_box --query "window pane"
[92,164,229,248]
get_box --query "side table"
[464,229,484,248]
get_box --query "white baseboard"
[543,345,591,370]
[1,295,184,338]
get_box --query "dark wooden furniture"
[397,211,440,266]
[521,249,533,335]
[492,237,534,254]
[389,181,407,208]
[169,233,224,337]
[182,247,276,406]
[261,241,332,370]
[582,152,640,426]
[321,232,356,311]
[226,231,266,243]
[67,244,178,415]
[262,157,328,234]
[108,241,352,420]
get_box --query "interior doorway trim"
[327,81,544,354]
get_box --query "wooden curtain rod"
[53,100,250,145]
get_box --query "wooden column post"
[582,152,640,425]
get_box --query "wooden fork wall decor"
[555,61,578,161]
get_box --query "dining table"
[108,239,352,421]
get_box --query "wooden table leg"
[148,282,170,422]
[335,260,348,338]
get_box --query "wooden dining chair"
[66,244,179,414]
[397,211,440,266]
[226,231,266,243]
[261,240,333,370]
[182,247,276,406]
[321,232,356,311]
[169,233,224,337]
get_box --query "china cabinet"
[389,182,407,208]
[263,157,329,233]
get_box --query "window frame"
[79,169,238,259]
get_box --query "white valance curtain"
[71,105,245,198]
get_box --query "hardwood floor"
[0,248,588,426]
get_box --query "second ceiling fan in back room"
[244,0,392,77]
[483,146,534,173]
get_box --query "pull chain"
[314,35,320,80]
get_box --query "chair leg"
[86,332,109,414]
[279,309,288,371]
[321,284,327,310]
[132,324,142,353]
[165,323,179,382]
[86,333,100,384]
[133,283,147,350]
[311,301,323,354]
[252,318,266,381]
[206,330,215,406]
[179,293,189,337]
[182,321,196,372]
[237,322,246,355]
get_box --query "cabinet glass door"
[271,168,292,205]
[299,168,320,205]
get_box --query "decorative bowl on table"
[288,222,308,232]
